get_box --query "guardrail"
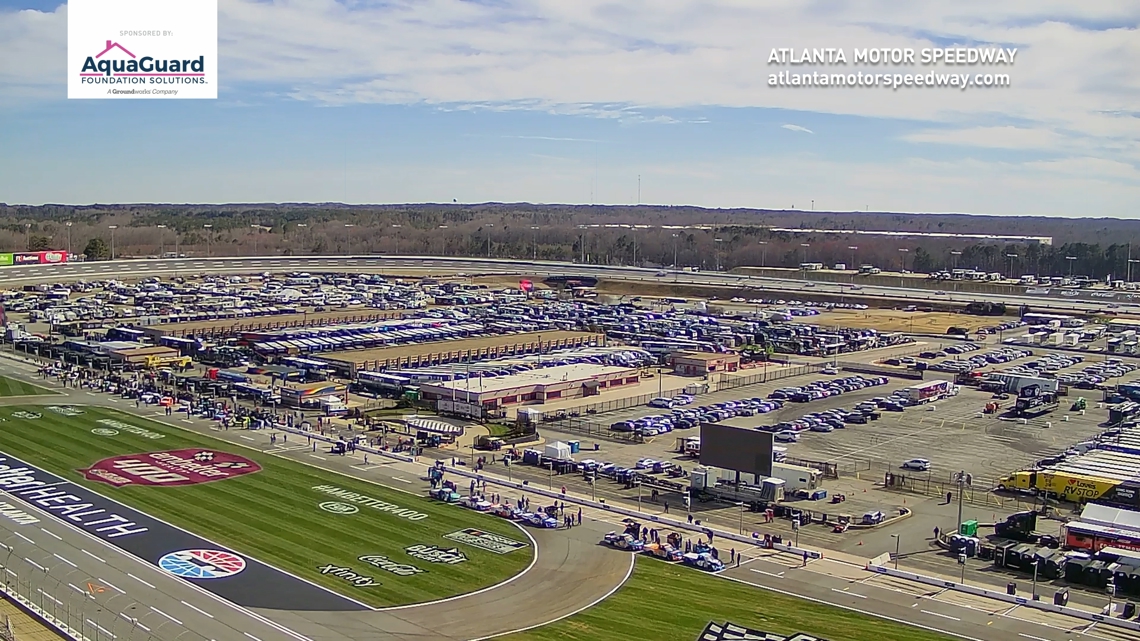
[866,562,1140,632]
[275,425,824,561]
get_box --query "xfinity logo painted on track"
[318,564,380,588]
[10,412,41,420]
[405,544,467,565]
[79,449,260,487]
[358,555,425,577]
[91,428,119,437]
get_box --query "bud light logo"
[79,449,261,487]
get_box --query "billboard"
[11,251,68,266]
[0,254,11,266]
[699,423,773,477]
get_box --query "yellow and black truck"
[998,469,1140,508]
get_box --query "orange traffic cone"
[857,540,863,546]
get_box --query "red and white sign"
[79,449,261,487]
[13,251,69,265]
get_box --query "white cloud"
[782,124,814,134]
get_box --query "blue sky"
[1,1,1138,216]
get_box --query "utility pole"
[65,221,73,256]
[672,233,680,281]
[108,225,118,260]
[759,241,768,267]
[954,470,971,533]
[203,224,213,257]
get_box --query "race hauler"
[898,380,953,406]
[1014,384,1059,418]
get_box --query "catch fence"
[716,364,820,391]
[0,528,223,641]
[539,416,644,443]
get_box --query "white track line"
[920,610,961,622]
[100,578,124,594]
[82,549,105,563]
[466,551,636,641]
[53,553,77,568]
[150,606,183,626]
[181,600,215,618]
[127,573,155,589]
[40,528,61,540]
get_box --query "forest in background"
[1,203,1139,280]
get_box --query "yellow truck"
[998,470,1119,502]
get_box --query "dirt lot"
[810,308,998,334]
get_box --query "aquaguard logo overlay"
[67,0,218,99]
[79,449,261,487]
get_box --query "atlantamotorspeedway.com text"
[769,70,1010,90]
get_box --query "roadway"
[0,255,1130,315]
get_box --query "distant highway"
[0,255,1128,315]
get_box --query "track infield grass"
[0,376,54,397]
[507,556,957,641]
[0,405,532,607]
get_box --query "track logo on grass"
[79,449,261,487]
[159,549,247,579]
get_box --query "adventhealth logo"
[80,39,207,82]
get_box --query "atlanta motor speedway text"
[769,70,1010,90]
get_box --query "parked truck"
[898,380,952,405]
[1014,385,1059,417]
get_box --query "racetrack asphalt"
[0,357,635,641]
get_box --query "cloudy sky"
[1,0,1138,216]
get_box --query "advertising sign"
[68,0,218,99]
[79,449,261,487]
[11,251,68,265]
[0,254,12,266]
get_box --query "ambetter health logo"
[67,0,217,99]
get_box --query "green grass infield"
[0,405,533,607]
[0,376,55,397]
[506,556,957,641]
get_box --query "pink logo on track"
[79,449,261,487]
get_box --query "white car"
[821,367,838,375]
[901,458,931,471]
[774,431,799,443]
[635,458,658,469]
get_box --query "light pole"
[892,533,900,569]
[485,223,493,258]
[1128,259,1140,283]
[157,224,167,257]
[1006,253,1018,279]
[65,221,73,256]
[637,479,643,511]
[23,222,31,251]
[391,224,401,254]
[1066,256,1076,277]
[737,501,744,535]
[531,226,540,260]
[897,247,909,272]
[438,225,448,256]
[714,238,724,271]
[950,250,962,271]
[1031,555,1041,600]
[107,225,118,260]
[203,224,213,257]
[954,470,971,534]
[847,245,857,269]
[251,224,262,256]
[759,241,768,268]
[800,242,810,266]
[672,233,680,281]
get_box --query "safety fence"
[539,416,644,444]
[0,526,224,641]
[880,471,1051,511]
[716,364,820,391]
[836,361,924,380]
[538,386,699,419]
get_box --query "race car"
[429,488,461,503]
[642,543,682,561]
[602,532,644,551]
[490,504,521,519]
[520,512,559,528]
[681,552,725,572]
[459,496,494,511]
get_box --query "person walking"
[577,507,583,525]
